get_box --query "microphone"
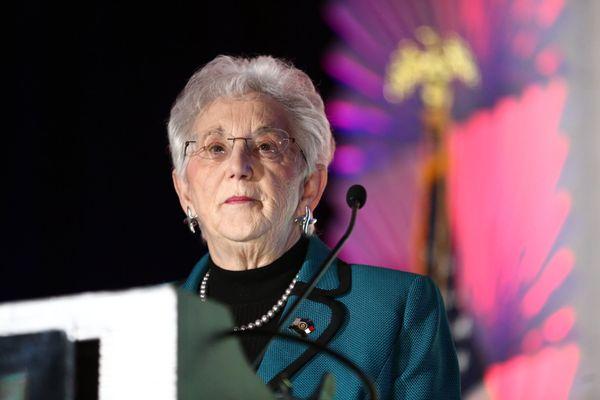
[346,184,367,209]
[250,184,368,369]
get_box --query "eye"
[205,141,228,157]
[256,140,278,153]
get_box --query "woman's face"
[174,94,310,246]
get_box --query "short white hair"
[167,55,335,177]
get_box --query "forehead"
[192,93,291,134]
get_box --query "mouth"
[224,196,257,204]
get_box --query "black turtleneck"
[204,237,309,363]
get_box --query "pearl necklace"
[199,270,299,331]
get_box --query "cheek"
[186,165,216,210]
[265,173,303,216]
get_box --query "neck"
[206,229,302,271]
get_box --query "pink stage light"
[448,79,572,321]
[542,307,576,343]
[521,248,574,318]
[484,344,579,399]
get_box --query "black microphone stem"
[251,204,359,369]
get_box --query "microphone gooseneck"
[250,184,368,369]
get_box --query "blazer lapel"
[181,253,209,292]
[257,237,351,386]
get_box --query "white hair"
[167,55,335,177]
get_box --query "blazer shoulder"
[345,262,431,306]
[350,262,424,288]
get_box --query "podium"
[0,285,275,399]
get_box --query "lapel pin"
[289,317,315,337]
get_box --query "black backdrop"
[4,1,334,302]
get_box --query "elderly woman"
[169,55,459,399]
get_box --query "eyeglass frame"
[183,127,308,164]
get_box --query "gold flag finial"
[384,26,480,110]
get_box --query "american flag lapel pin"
[289,317,315,337]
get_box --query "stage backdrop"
[321,0,600,398]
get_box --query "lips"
[224,196,256,204]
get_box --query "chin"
[218,223,271,243]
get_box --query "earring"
[184,207,199,234]
[294,205,317,235]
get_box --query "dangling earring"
[184,206,199,234]
[294,205,317,235]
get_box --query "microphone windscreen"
[346,184,367,209]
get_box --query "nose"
[226,139,254,180]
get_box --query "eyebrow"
[203,126,226,135]
[196,127,226,141]
[199,125,280,138]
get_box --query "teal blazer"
[182,236,460,399]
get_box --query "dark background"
[4,1,334,302]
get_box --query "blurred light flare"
[326,100,393,136]
[323,51,384,100]
[536,46,562,76]
[331,145,367,175]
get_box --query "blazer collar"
[181,235,348,296]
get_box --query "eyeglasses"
[184,127,307,163]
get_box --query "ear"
[172,169,194,214]
[297,164,328,214]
